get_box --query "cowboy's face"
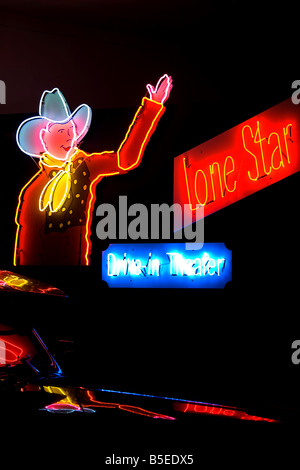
[40,120,77,160]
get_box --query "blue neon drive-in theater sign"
[102,243,232,288]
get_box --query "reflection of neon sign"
[0,338,24,364]
[102,243,232,288]
[0,270,65,296]
[43,386,175,419]
[173,402,278,423]
[0,79,5,104]
[3,274,28,288]
[174,99,300,225]
[0,340,6,364]
[14,75,172,266]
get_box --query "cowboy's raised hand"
[146,74,173,105]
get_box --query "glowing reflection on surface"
[0,270,65,296]
[173,402,279,422]
[42,386,175,419]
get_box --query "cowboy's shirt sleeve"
[85,97,165,179]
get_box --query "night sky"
[0,0,296,113]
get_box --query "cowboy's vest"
[43,156,90,233]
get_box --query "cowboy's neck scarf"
[40,150,79,170]
[39,149,82,213]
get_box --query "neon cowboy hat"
[16,88,92,157]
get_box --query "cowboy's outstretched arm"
[117,74,173,170]
[85,75,172,177]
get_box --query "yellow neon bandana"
[39,160,74,213]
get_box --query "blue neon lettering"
[107,253,160,277]
[108,252,225,277]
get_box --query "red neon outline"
[83,154,120,265]
[117,97,165,171]
[13,167,42,266]
[43,386,175,419]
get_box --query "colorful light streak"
[0,325,63,378]
[86,390,175,420]
[32,329,63,376]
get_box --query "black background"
[1,0,300,465]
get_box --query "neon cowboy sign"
[102,243,232,288]
[174,99,300,225]
[13,75,173,266]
